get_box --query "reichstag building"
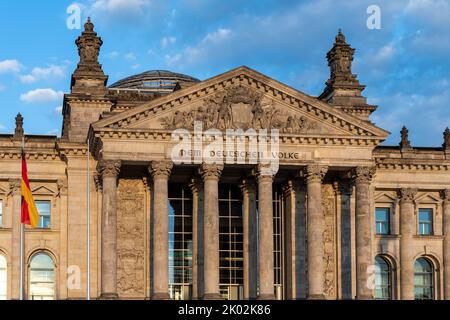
[0,19,449,300]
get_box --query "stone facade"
[0,20,449,300]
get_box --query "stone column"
[353,167,376,300]
[149,161,173,300]
[9,179,21,300]
[303,164,328,299]
[199,163,223,300]
[97,160,121,299]
[283,180,296,299]
[240,179,258,300]
[254,164,276,300]
[441,190,450,299]
[399,188,417,300]
[189,177,204,299]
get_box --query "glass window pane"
[375,208,390,235]
[418,209,433,235]
[35,201,51,228]
[414,258,434,300]
[29,253,55,300]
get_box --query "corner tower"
[319,30,376,121]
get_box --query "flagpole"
[20,136,25,300]
[87,138,91,300]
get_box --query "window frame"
[34,199,52,229]
[414,257,435,300]
[375,207,391,235]
[374,255,393,300]
[28,251,56,300]
[417,207,434,236]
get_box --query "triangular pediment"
[92,66,389,140]
[31,186,56,195]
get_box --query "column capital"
[302,164,328,183]
[97,160,121,178]
[8,179,21,195]
[398,188,418,203]
[441,189,450,203]
[333,180,353,196]
[239,178,256,195]
[148,161,173,180]
[199,163,223,181]
[252,163,276,183]
[352,166,376,185]
[189,177,203,194]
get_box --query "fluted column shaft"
[254,164,275,300]
[304,165,328,299]
[442,190,450,299]
[240,179,258,299]
[149,161,173,300]
[353,167,375,300]
[399,188,417,300]
[200,163,223,300]
[97,160,121,299]
[189,178,203,299]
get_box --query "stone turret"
[70,17,108,95]
[62,18,112,142]
[319,30,377,121]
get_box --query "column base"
[256,293,276,300]
[98,293,119,300]
[151,292,171,300]
[307,294,325,300]
[202,293,223,300]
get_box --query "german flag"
[21,152,39,228]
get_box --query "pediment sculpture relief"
[160,85,320,134]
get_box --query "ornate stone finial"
[148,161,173,180]
[14,113,24,137]
[443,127,450,150]
[97,160,121,178]
[74,17,104,74]
[352,166,376,185]
[199,163,224,181]
[398,188,417,203]
[301,164,328,183]
[399,126,412,150]
[335,29,346,44]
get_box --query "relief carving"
[322,184,337,299]
[160,85,319,133]
[117,179,146,297]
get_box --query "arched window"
[29,252,55,300]
[374,256,392,300]
[0,253,6,300]
[414,257,434,300]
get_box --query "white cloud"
[124,52,136,61]
[0,83,5,91]
[90,0,151,17]
[0,59,23,74]
[20,89,64,103]
[19,65,66,84]
[161,36,176,48]
[0,124,6,130]
[203,28,231,43]
[54,106,63,115]
[106,51,120,59]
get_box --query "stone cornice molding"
[302,164,328,184]
[352,166,376,185]
[398,188,418,203]
[97,160,121,178]
[376,160,450,171]
[199,163,224,181]
[148,161,173,180]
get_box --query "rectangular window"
[0,200,3,227]
[418,208,433,235]
[35,201,51,229]
[375,207,390,235]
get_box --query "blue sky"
[0,0,449,146]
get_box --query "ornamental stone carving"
[398,188,418,203]
[322,184,337,299]
[75,18,103,73]
[148,161,173,179]
[252,163,276,183]
[199,163,224,181]
[117,179,146,297]
[160,85,318,133]
[441,189,450,202]
[97,160,121,178]
[352,166,376,185]
[302,165,328,183]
